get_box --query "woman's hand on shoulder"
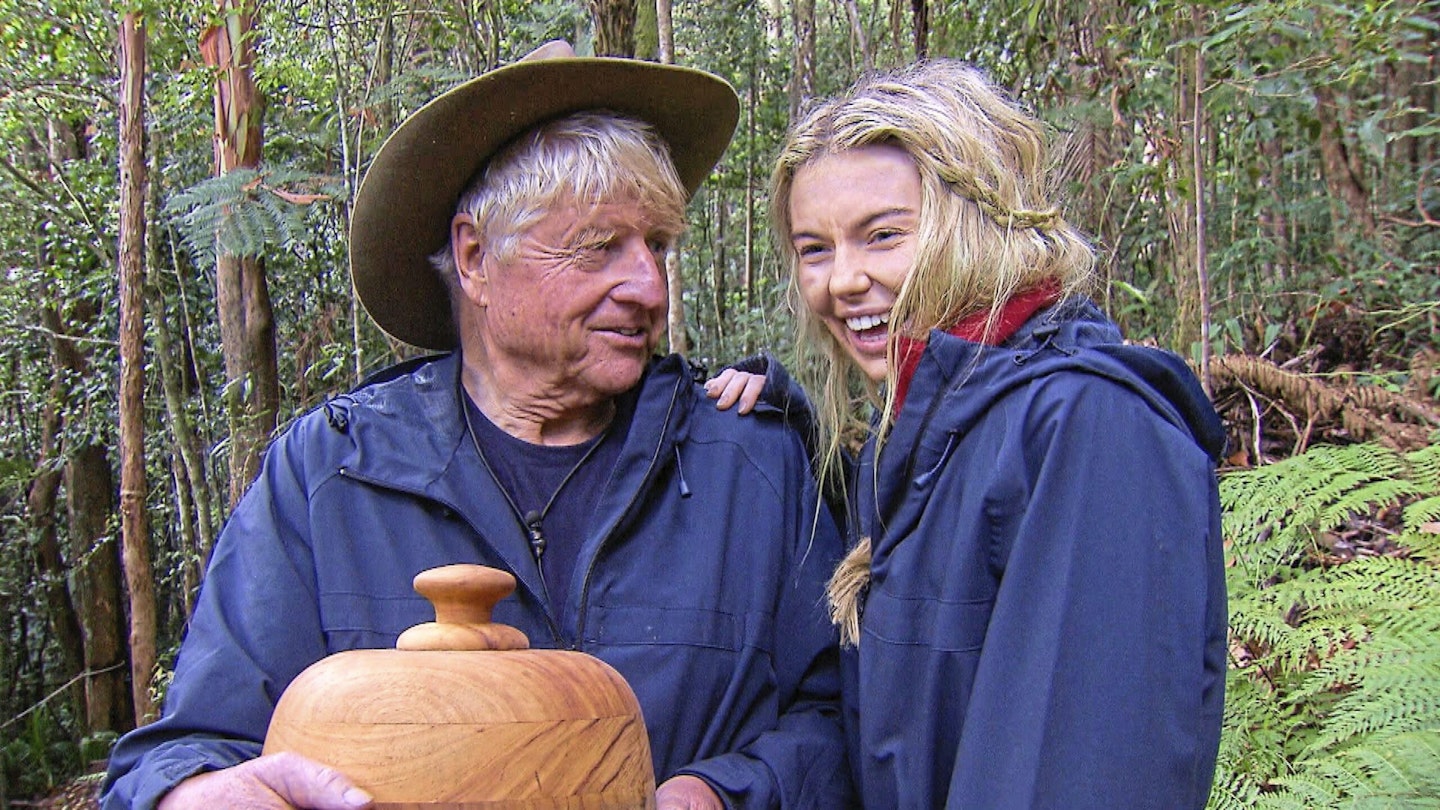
[704,367,766,415]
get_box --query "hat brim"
[349,57,741,351]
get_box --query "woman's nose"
[829,245,871,298]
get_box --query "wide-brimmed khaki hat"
[349,41,741,350]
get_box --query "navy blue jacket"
[102,353,850,809]
[847,301,1227,808]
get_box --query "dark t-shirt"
[462,393,629,612]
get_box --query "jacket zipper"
[334,466,569,647]
[572,373,685,647]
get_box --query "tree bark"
[635,0,658,60]
[589,0,637,57]
[912,0,929,60]
[68,444,131,733]
[656,0,687,356]
[656,0,673,64]
[1190,6,1212,395]
[201,0,279,507]
[1313,84,1377,240]
[790,0,816,117]
[842,0,873,71]
[118,9,158,726]
[743,46,757,349]
[40,122,133,736]
[1161,12,1200,356]
[27,371,86,721]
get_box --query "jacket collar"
[337,351,696,614]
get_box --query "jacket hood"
[891,298,1226,475]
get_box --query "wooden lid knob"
[396,564,531,651]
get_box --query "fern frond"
[1216,440,1440,810]
[163,165,336,269]
[1408,443,1440,491]
[1404,495,1440,528]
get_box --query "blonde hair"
[432,111,688,285]
[770,60,1097,645]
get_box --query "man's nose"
[612,236,669,308]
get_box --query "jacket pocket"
[583,603,774,655]
[863,585,990,652]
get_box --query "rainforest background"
[0,0,1437,806]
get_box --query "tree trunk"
[40,122,133,736]
[68,444,131,733]
[1190,6,1212,395]
[790,0,816,117]
[656,0,673,64]
[1162,10,1200,356]
[27,372,86,721]
[842,0,873,71]
[712,189,729,349]
[148,277,216,612]
[635,0,657,60]
[589,0,636,57]
[656,0,687,356]
[1313,84,1377,240]
[201,0,279,507]
[743,46,757,349]
[912,0,929,59]
[118,9,158,726]
[763,0,784,44]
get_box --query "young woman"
[752,60,1228,807]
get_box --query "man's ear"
[451,213,488,307]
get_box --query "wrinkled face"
[789,144,922,382]
[464,199,675,402]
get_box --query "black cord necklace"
[459,380,611,562]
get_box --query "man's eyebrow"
[565,224,616,244]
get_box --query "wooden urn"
[262,564,656,808]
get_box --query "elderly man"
[102,43,848,809]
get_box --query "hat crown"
[350,47,740,351]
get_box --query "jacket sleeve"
[101,422,331,809]
[947,375,1226,809]
[674,430,855,809]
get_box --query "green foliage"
[0,710,82,799]
[0,0,1434,802]
[163,165,343,268]
[1215,442,1440,807]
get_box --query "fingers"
[263,753,374,809]
[704,369,739,405]
[705,369,765,414]
[735,373,765,415]
[158,753,373,810]
[656,775,725,810]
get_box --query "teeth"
[846,312,890,332]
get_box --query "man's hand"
[704,368,766,415]
[656,775,725,810]
[157,752,373,810]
